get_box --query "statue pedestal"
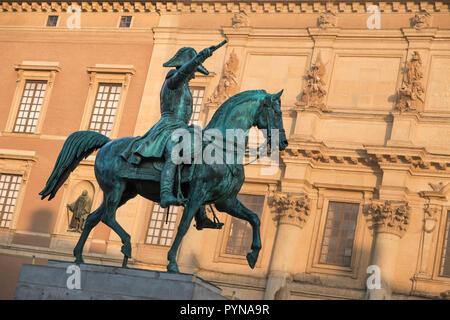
[15,260,226,300]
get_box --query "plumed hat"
[163,47,209,75]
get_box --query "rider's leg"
[160,142,186,208]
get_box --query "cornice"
[281,142,450,173]
[1,1,449,14]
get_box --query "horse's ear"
[271,89,284,101]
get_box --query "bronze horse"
[40,89,288,272]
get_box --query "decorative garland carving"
[396,51,425,112]
[207,50,240,105]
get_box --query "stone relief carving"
[411,10,432,29]
[396,51,425,112]
[317,10,337,29]
[231,11,249,28]
[269,192,311,228]
[207,50,240,105]
[296,53,328,111]
[366,200,410,237]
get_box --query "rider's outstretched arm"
[166,48,212,89]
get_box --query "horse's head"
[256,90,289,151]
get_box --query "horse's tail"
[39,131,111,200]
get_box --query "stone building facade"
[0,1,449,300]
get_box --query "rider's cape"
[120,116,187,163]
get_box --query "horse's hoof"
[167,262,179,273]
[121,241,132,258]
[246,251,259,269]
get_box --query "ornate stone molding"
[317,10,337,29]
[269,192,311,228]
[411,10,432,29]
[206,50,239,105]
[231,11,249,28]
[296,53,328,111]
[1,2,448,14]
[366,200,410,237]
[396,51,425,112]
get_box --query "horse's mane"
[206,89,267,129]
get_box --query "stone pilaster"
[264,192,310,300]
[365,200,410,299]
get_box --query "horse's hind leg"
[215,197,261,269]
[101,183,135,268]
[73,202,105,264]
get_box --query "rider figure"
[121,44,223,229]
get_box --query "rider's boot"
[194,206,223,230]
[160,160,186,208]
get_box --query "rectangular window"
[119,16,132,28]
[440,211,450,277]
[145,204,179,246]
[319,201,359,267]
[225,194,265,256]
[189,86,205,126]
[13,80,47,133]
[89,83,121,137]
[0,174,22,229]
[46,15,58,27]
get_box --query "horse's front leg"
[167,199,201,273]
[215,197,261,269]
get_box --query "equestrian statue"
[39,40,288,272]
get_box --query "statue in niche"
[296,53,328,111]
[67,190,92,233]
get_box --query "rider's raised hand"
[197,48,212,63]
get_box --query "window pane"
[145,204,179,247]
[119,16,132,28]
[89,83,121,137]
[13,80,47,133]
[225,194,265,256]
[0,174,22,229]
[189,86,205,127]
[46,15,58,27]
[319,201,359,267]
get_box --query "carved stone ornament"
[423,203,438,233]
[231,11,249,28]
[366,200,410,237]
[269,192,311,228]
[296,53,328,111]
[317,10,337,29]
[207,50,240,105]
[396,51,425,112]
[411,10,432,29]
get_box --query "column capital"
[269,192,311,228]
[366,200,410,238]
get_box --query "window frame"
[118,15,133,28]
[187,73,215,128]
[80,66,135,139]
[46,15,59,27]
[0,150,35,239]
[433,208,450,281]
[5,64,59,136]
[306,190,368,279]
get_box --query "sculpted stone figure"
[396,51,425,112]
[207,50,240,104]
[67,190,91,233]
[296,54,327,110]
